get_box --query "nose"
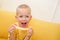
[22,17,26,21]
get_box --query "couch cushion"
[0,10,60,40]
[0,38,8,40]
[0,10,16,38]
[29,18,60,40]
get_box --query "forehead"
[16,8,31,15]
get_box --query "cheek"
[26,18,31,22]
[17,17,22,21]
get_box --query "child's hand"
[27,28,33,37]
[8,24,17,33]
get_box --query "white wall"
[0,0,2,9]
[52,0,60,23]
[0,0,60,23]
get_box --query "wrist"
[26,34,31,38]
[24,35,30,40]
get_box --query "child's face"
[16,8,32,27]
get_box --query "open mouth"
[21,22,28,27]
[21,22,27,25]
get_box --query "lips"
[21,22,27,27]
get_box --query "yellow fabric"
[16,28,27,40]
[0,10,60,40]
[0,10,16,39]
[8,23,28,40]
[0,38,8,40]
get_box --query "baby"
[8,4,33,40]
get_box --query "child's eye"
[26,16,29,18]
[19,16,23,18]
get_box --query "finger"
[8,24,17,32]
[12,24,17,28]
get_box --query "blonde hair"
[16,4,31,15]
[18,4,30,8]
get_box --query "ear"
[30,15,32,20]
[31,16,32,18]
[15,16,17,19]
[15,16,18,20]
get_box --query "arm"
[8,24,17,40]
[24,34,31,40]
[9,32,15,40]
[24,28,33,40]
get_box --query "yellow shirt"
[8,23,29,40]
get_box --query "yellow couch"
[0,10,60,40]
